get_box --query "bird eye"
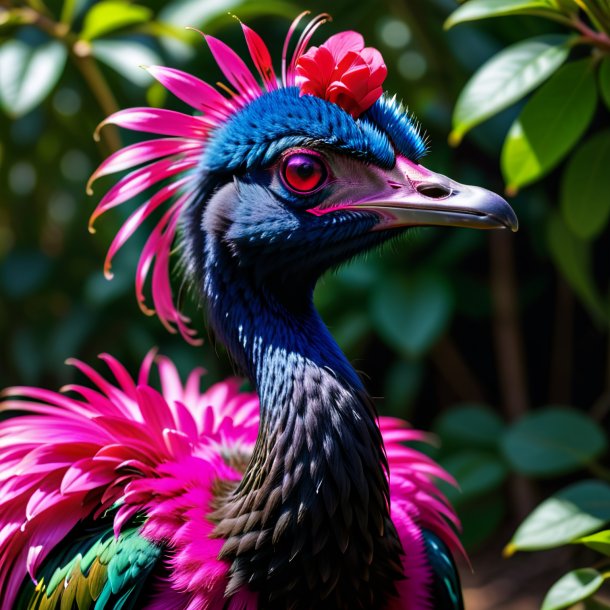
[281,152,328,194]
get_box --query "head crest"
[89,12,388,344]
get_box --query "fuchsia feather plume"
[0,353,460,609]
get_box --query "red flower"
[295,31,387,118]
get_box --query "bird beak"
[310,156,518,232]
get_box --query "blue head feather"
[202,87,395,173]
[202,87,428,175]
[364,94,428,161]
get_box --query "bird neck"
[204,242,403,609]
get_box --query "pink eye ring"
[281,152,328,194]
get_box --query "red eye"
[281,153,327,193]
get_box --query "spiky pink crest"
[88,14,387,344]
[0,353,461,609]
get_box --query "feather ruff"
[0,353,461,609]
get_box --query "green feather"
[17,522,162,610]
[422,529,464,610]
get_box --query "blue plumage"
[203,88,426,173]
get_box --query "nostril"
[417,183,452,199]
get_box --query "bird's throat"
[203,244,403,609]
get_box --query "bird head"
[88,12,517,343]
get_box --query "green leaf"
[440,450,508,503]
[435,404,505,450]
[0,39,67,117]
[501,406,607,477]
[158,0,243,27]
[451,35,571,144]
[91,40,161,86]
[600,57,610,111]
[445,0,559,30]
[80,2,152,41]
[502,60,597,192]
[547,213,607,322]
[561,130,610,240]
[542,569,604,610]
[60,0,87,26]
[576,530,610,556]
[507,480,610,553]
[370,273,453,358]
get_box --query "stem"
[591,330,610,421]
[431,335,487,402]
[490,232,536,519]
[71,41,121,152]
[490,232,529,420]
[549,276,574,404]
[570,15,610,51]
[606,326,610,394]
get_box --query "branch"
[490,232,529,420]
[549,276,574,404]
[431,335,487,402]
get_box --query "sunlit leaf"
[600,57,610,111]
[80,2,152,41]
[445,0,559,30]
[501,406,607,477]
[451,35,570,144]
[435,404,505,450]
[507,480,610,553]
[370,273,453,358]
[91,40,161,86]
[159,0,296,27]
[502,59,597,192]
[561,130,610,240]
[576,530,610,556]
[547,213,607,322]
[542,569,604,610]
[0,38,67,117]
[159,0,242,26]
[60,0,88,26]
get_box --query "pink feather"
[0,353,460,609]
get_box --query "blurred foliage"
[1,0,610,607]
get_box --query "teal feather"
[18,523,162,610]
[422,529,464,610]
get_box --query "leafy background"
[1,0,610,608]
